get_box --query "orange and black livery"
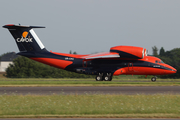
[3,24,177,81]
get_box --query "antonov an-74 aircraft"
[3,24,176,81]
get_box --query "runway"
[0,86,180,95]
[0,118,179,120]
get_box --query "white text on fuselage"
[16,37,33,42]
[153,65,160,68]
[65,57,74,60]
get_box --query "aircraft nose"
[166,65,177,74]
[172,67,177,73]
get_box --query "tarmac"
[0,86,179,95]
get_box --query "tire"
[96,75,103,81]
[104,76,110,81]
[151,77,156,82]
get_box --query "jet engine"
[110,46,147,59]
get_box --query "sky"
[0,0,180,55]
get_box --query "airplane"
[3,24,177,82]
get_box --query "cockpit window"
[160,60,164,63]
[155,60,164,63]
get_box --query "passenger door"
[128,62,133,72]
[83,60,87,68]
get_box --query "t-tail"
[3,24,48,53]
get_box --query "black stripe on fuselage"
[90,59,172,71]
[66,58,174,74]
[17,51,81,61]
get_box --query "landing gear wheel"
[96,73,112,81]
[151,77,156,82]
[96,75,103,81]
[104,76,110,81]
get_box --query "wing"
[80,52,120,60]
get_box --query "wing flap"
[81,52,120,60]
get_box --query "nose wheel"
[151,77,156,82]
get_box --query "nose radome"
[167,65,177,74]
[170,65,177,72]
[172,67,177,73]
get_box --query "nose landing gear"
[151,76,157,82]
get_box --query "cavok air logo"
[16,31,33,42]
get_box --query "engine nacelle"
[110,46,146,59]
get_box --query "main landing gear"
[96,73,112,81]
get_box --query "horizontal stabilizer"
[3,24,45,29]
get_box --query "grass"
[0,77,180,86]
[0,74,180,118]
[0,94,179,118]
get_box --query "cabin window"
[155,60,158,63]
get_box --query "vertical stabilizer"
[3,24,47,52]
